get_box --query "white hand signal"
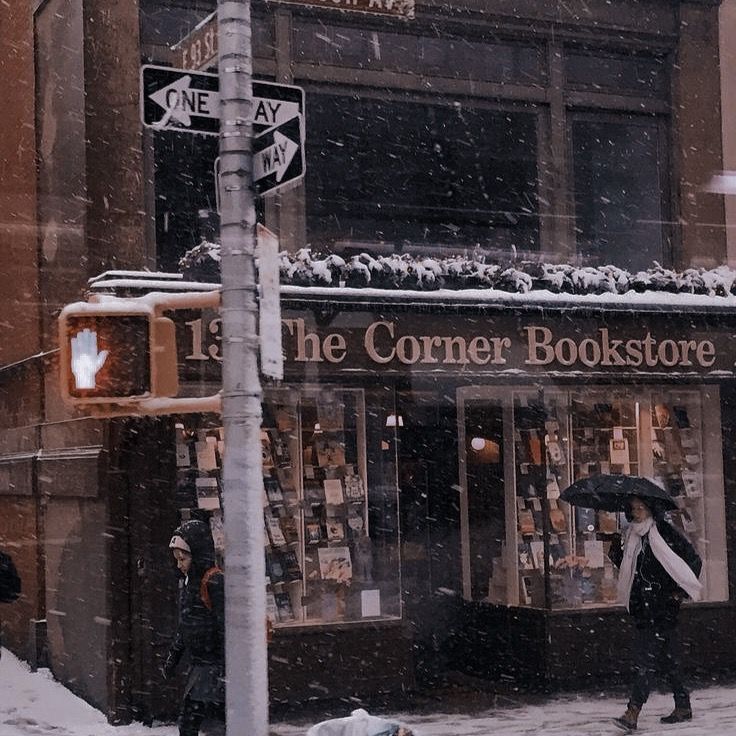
[70,329,109,389]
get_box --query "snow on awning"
[92,251,736,314]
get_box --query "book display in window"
[650,395,704,548]
[300,391,373,622]
[261,396,303,625]
[564,397,640,606]
[514,395,548,607]
[175,423,224,513]
[176,387,396,626]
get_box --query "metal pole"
[217,2,269,735]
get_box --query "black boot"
[660,707,692,723]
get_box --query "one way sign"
[252,114,304,195]
[141,65,305,194]
[141,65,220,135]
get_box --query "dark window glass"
[565,51,667,97]
[293,23,544,85]
[305,94,539,252]
[572,116,666,270]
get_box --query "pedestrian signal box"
[59,302,178,409]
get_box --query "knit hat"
[169,520,216,572]
[169,534,191,554]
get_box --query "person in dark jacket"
[163,520,225,736]
[609,496,702,732]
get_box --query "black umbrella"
[560,474,677,512]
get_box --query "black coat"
[165,520,225,703]
[610,519,702,628]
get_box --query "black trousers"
[629,624,690,710]
[179,696,225,736]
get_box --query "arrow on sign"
[149,75,220,128]
[253,129,299,183]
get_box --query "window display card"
[361,589,381,618]
[196,477,220,510]
[266,591,278,623]
[196,438,218,472]
[344,474,365,500]
[529,540,545,570]
[279,516,299,544]
[266,552,285,584]
[548,499,567,533]
[609,435,629,470]
[282,550,302,580]
[264,476,284,504]
[274,592,295,622]
[316,438,347,468]
[318,547,353,582]
[518,509,536,535]
[266,516,287,548]
[597,511,618,534]
[323,479,345,505]
[210,511,225,554]
[681,510,697,534]
[546,439,564,466]
[326,520,345,541]
[261,431,275,469]
[305,519,322,544]
[176,442,191,468]
[584,540,605,568]
[347,515,364,532]
[683,471,701,498]
[518,542,534,570]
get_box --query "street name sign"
[170,11,218,71]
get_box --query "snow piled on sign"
[179,242,736,298]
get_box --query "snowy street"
[1,648,735,736]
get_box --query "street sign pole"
[217,2,269,735]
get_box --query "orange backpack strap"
[199,566,223,610]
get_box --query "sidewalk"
[1,648,734,735]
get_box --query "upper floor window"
[305,93,540,256]
[571,114,668,270]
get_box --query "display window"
[173,385,402,628]
[458,385,728,610]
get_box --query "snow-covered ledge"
[87,245,736,312]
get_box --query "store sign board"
[266,0,414,19]
[175,308,736,383]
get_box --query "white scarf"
[617,517,703,609]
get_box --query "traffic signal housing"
[59,301,179,411]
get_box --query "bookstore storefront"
[171,289,736,695]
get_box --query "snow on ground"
[2,648,735,735]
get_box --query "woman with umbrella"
[609,495,703,731]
